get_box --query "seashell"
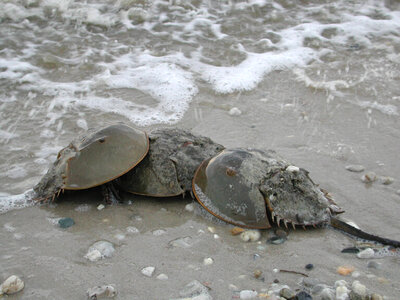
[141,266,155,277]
[361,172,377,183]
[86,285,116,299]
[156,274,168,280]
[203,257,214,265]
[0,275,24,295]
[337,266,355,276]
[357,248,375,259]
[231,227,245,235]
[345,165,365,172]
[240,230,261,242]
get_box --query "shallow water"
[1,0,400,298]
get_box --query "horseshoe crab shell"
[118,128,224,197]
[192,148,338,229]
[34,124,149,201]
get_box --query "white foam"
[0,190,34,215]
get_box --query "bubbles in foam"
[0,190,34,215]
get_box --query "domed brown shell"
[193,148,334,229]
[34,123,149,200]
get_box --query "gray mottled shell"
[118,128,224,197]
[193,148,333,229]
[34,123,149,200]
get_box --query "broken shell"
[203,257,214,265]
[141,266,155,277]
[361,172,377,183]
[86,285,116,299]
[336,266,355,276]
[286,165,300,173]
[253,270,262,279]
[0,275,24,295]
[231,227,245,236]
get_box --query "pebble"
[240,230,261,242]
[267,236,286,245]
[378,176,394,185]
[253,270,262,279]
[357,248,374,259]
[229,284,238,291]
[370,293,383,300]
[337,266,355,276]
[349,281,367,300]
[185,203,194,212]
[336,285,350,300]
[231,227,245,235]
[203,257,214,265]
[85,241,115,261]
[345,165,365,172]
[295,291,312,300]
[280,287,295,299]
[141,266,155,277]
[229,107,242,116]
[97,204,105,211]
[156,273,168,280]
[301,277,320,288]
[213,234,220,239]
[341,247,360,254]
[335,280,348,288]
[58,217,75,228]
[367,261,381,269]
[286,165,300,173]
[86,285,116,299]
[361,172,376,183]
[320,287,335,300]
[239,290,258,299]
[0,275,24,295]
[305,263,314,270]
[396,189,400,196]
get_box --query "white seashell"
[286,165,300,173]
[85,249,102,262]
[126,226,139,234]
[152,229,166,236]
[207,226,216,233]
[141,266,155,277]
[351,281,367,297]
[240,230,261,242]
[334,280,348,288]
[336,285,349,300]
[229,107,242,116]
[86,285,116,298]
[239,290,258,299]
[357,248,375,259]
[345,165,365,172]
[0,275,24,295]
[97,204,105,210]
[185,203,194,212]
[213,234,220,239]
[156,273,168,280]
[203,257,214,265]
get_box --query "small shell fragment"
[86,285,116,299]
[286,165,300,173]
[141,266,155,277]
[345,165,365,172]
[203,257,214,265]
[337,266,355,276]
[240,230,261,242]
[0,275,24,295]
[361,172,377,183]
[231,227,245,236]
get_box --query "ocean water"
[0,0,399,213]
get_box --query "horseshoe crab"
[192,148,400,247]
[118,128,224,197]
[34,123,149,203]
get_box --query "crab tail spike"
[292,223,296,230]
[302,225,306,230]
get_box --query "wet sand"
[2,72,400,299]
